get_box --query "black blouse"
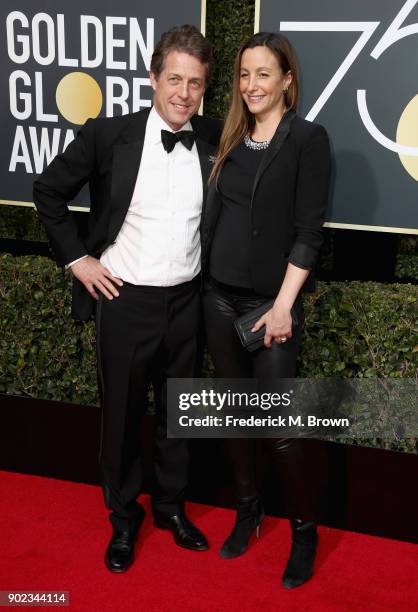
[209,140,266,288]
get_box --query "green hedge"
[1,254,416,452]
[395,236,418,280]
[204,0,255,120]
[0,255,97,405]
[0,205,47,242]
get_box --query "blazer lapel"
[107,108,151,244]
[250,109,296,208]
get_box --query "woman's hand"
[251,304,293,348]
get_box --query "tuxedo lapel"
[107,108,151,244]
[107,109,216,246]
[195,136,214,221]
[191,115,217,206]
[201,179,222,268]
[250,109,295,209]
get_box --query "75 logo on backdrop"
[281,0,418,180]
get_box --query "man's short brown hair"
[150,24,213,85]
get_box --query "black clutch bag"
[234,299,298,352]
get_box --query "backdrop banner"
[256,0,418,233]
[0,0,204,210]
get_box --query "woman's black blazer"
[201,110,331,295]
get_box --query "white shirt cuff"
[65,255,88,270]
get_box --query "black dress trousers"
[95,277,200,531]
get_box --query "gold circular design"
[396,94,418,181]
[56,72,102,125]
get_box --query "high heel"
[220,497,265,559]
[281,519,318,589]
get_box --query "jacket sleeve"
[288,124,331,270]
[33,118,96,267]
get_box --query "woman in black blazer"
[201,32,331,589]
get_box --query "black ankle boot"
[220,497,265,559]
[282,519,318,589]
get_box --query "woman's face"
[239,46,292,118]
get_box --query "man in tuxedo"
[33,24,221,572]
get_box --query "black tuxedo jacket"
[201,110,331,296]
[33,108,222,320]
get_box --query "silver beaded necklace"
[244,133,271,150]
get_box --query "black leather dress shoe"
[153,512,208,551]
[105,512,144,573]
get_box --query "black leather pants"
[202,278,324,521]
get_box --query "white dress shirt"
[99,107,203,286]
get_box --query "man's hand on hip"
[70,256,123,300]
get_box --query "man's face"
[150,50,206,131]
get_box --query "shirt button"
[252,229,260,237]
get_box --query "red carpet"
[0,471,416,611]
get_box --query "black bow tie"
[161,129,195,153]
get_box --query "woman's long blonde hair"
[210,32,300,183]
